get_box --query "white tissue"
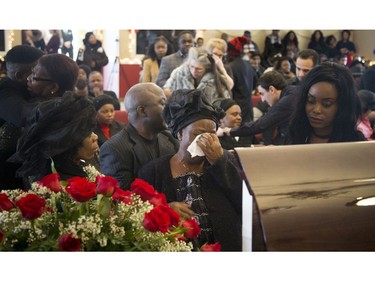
[187,134,205,157]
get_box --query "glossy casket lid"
[235,141,375,251]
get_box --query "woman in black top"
[288,62,366,144]
[308,30,326,55]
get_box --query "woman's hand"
[211,54,234,90]
[169,201,194,220]
[163,88,172,99]
[197,133,224,165]
[92,87,101,97]
[212,54,225,72]
[216,127,231,137]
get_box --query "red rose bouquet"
[0,166,206,251]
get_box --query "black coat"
[138,151,243,251]
[230,85,298,145]
[229,57,257,123]
[76,41,109,72]
[0,77,35,189]
[218,134,252,150]
[360,65,375,92]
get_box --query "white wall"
[102,30,120,96]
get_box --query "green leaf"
[50,158,57,174]
[97,195,111,219]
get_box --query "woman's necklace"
[305,131,332,144]
[312,131,331,139]
[177,155,204,174]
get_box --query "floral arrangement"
[0,165,220,252]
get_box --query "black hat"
[216,98,238,112]
[358,89,375,112]
[164,89,225,138]
[10,91,96,179]
[93,95,116,111]
[79,64,92,77]
[83,32,94,45]
[5,45,44,64]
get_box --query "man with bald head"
[99,82,179,189]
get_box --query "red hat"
[227,36,249,57]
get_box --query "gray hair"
[187,47,213,73]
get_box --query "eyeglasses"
[30,67,54,83]
[31,76,54,82]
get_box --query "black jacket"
[229,57,257,123]
[0,77,35,189]
[99,124,179,189]
[138,151,243,251]
[230,85,298,145]
[76,40,109,72]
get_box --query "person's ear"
[14,71,27,82]
[136,105,147,117]
[50,83,59,95]
[268,85,276,94]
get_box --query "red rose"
[96,175,118,197]
[130,178,157,201]
[112,188,133,205]
[38,173,62,193]
[59,233,82,251]
[66,177,96,202]
[0,231,3,243]
[0,193,15,211]
[200,242,222,252]
[16,193,46,220]
[143,205,171,233]
[182,219,201,239]
[160,204,180,227]
[149,193,167,207]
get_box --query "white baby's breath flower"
[98,237,108,247]
[0,166,194,252]
[83,165,102,182]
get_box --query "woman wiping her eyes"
[138,89,243,251]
